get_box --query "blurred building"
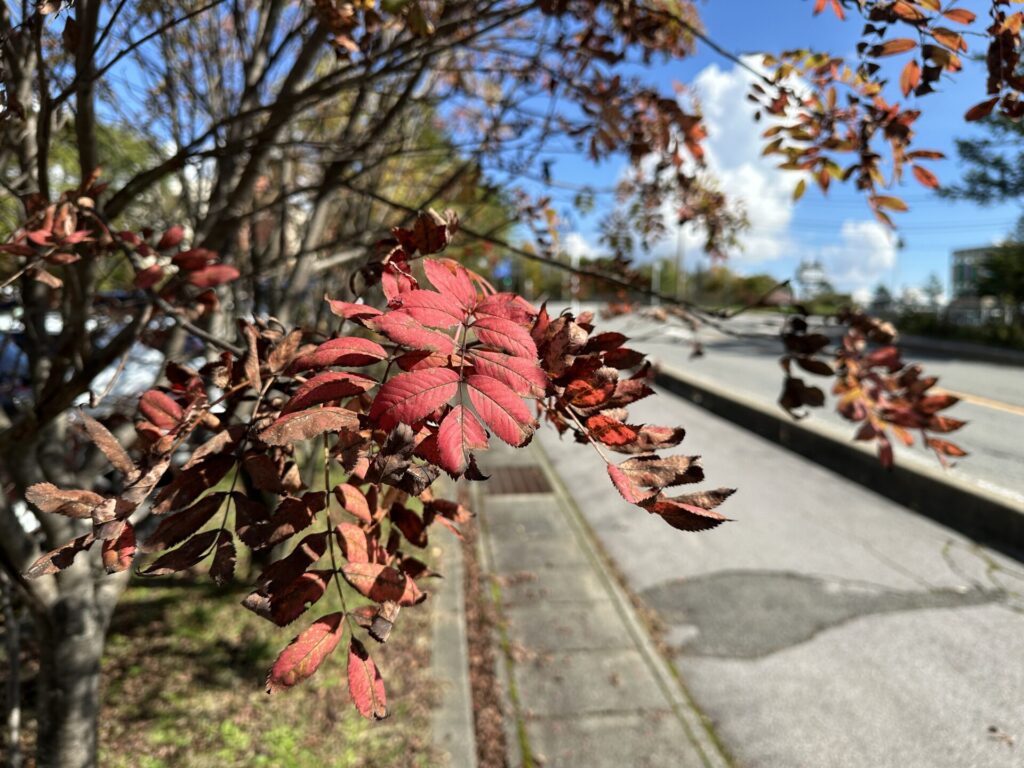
[948,247,1000,324]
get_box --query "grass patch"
[99,579,441,768]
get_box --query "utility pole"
[674,221,685,300]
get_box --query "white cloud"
[818,219,897,296]
[564,231,597,262]
[662,58,805,265]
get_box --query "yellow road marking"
[940,388,1024,418]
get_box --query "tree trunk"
[30,558,126,768]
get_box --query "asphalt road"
[580,308,1024,504]
[538,388,1024,768]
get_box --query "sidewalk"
[471,444,729,768]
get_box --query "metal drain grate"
[487,465,553,495]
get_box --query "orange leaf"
[877,38,917,57]
[912,164,939,189]
[942,8,975,25]
[900,59,921,97]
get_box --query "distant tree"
[979,246,1024,325]
[869,283,895,314]
[923,273,944,309]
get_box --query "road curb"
[653,361,1024,560]
[430,528,478,768]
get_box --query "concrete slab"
[511,648,667,718]
[495,565,613,607]
[485,534,589,573]
[526,711,708,768]
[502,600,635,653]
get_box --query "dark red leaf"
[423,259,477,310]
[393,289,466,328]
[347,638,388,720]
[369,368,460,428]
[141,492,226,553]
[101,523,136,574]
[186,264,240,288]
[259,407,360,446]
[468,350,546,397]
[139,390,183,430]
[288,337,388,372]
[280,371,376,414]
[342,563,425,605]
[437,405,490,476]
[371,312,456,354]
[140,529,219,576]
[466,374,535,447]
[472,316,538,359]
[266,612,345,693]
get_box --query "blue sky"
[543,0,1019,302]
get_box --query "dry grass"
[90,578,442,768]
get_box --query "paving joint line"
[527,442,734,768]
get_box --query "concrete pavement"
[472,447,729,768]
[537,387,1024,768]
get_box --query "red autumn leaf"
[437,405,489,476]
[926,437,968,457]
[607,464,657,504]
[251,570,332,627]
[140,529,219,576]
[151,455,235,515]
[334,483,372,524]
[172,248,215,270]
[565,367,618,408]
[288,337,388,372]
[141,492,225,553]
[266,612,345,693]
[134,264,164,289]
[101,523,136,574]
[393,289,466,328]
[670,488,736,510]
[472,316,538,359]
[641,495,730,532]
[259,407,360,446]
[468,349,546,397]
[371,312,456,355]
[326,299,383,325]
[280,371,376,414]
[474,293,537,324]
[390,504,428,548]
[342,562,425,605]
[585,415,640,448]
[423,258,477,310]
[912,165,939,189]
[618,454,704,487]
[156,225,185,251]
[584,332,627,353]
[25,483,104,518]
[139,390,183,430]
[186,264,240,288]
[336,523,384,564]
[347,638,388,720]
[369,368,460,428]
[466,374,535,447]
[25,533,96,579]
